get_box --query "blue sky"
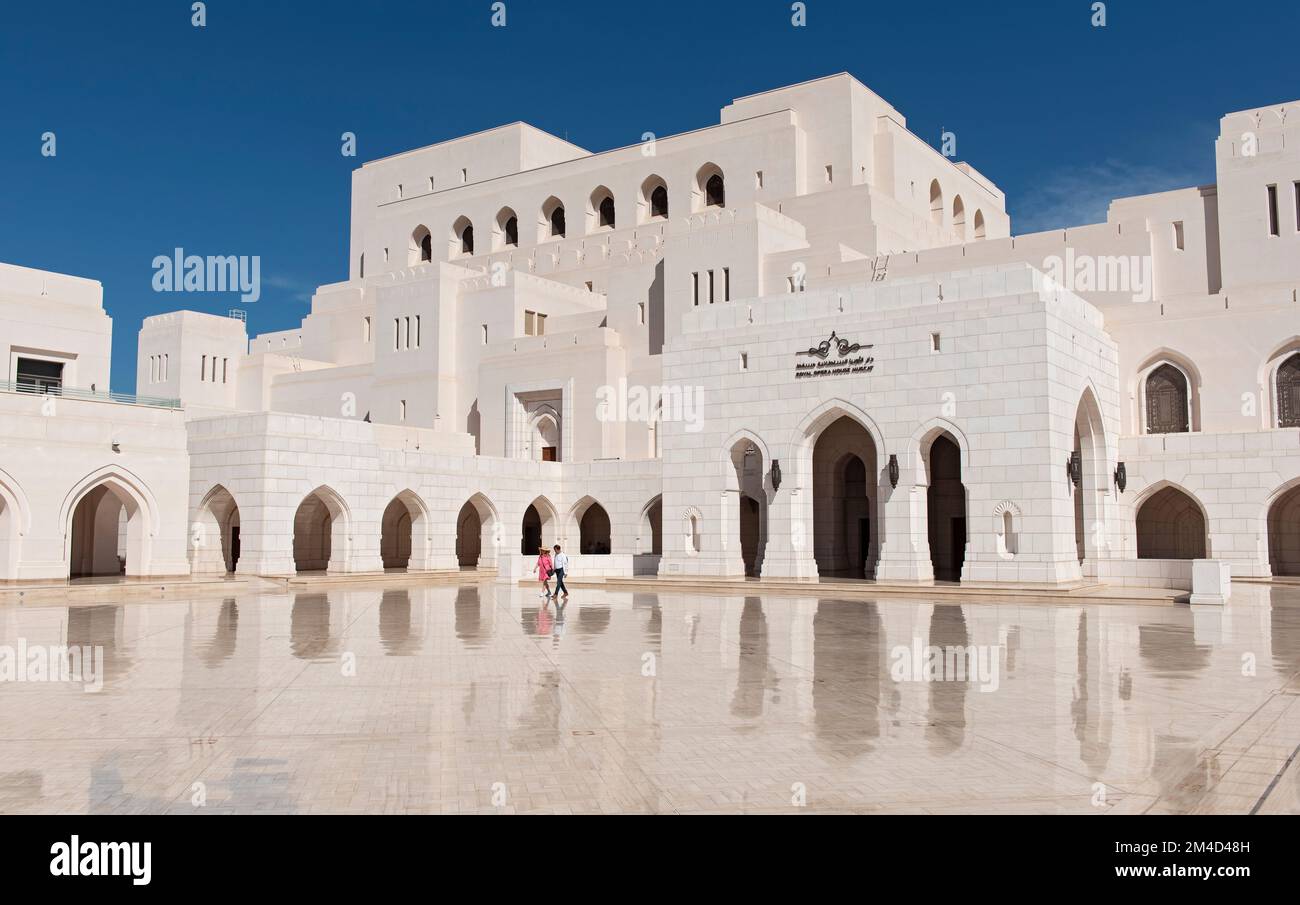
[2,0,1295,393]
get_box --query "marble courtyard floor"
[1,579,1298,814]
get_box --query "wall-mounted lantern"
[1067,451,1082,487]
[888,454,899,489]
[770,459,782,491]
[1114,461,1127,493]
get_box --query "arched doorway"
[726,437,768,577]
[811,416,878,578]
[574,498,611,554]
[521,497,558,555]
[1136,485,1206,559]
[1267,483,1300,576]
[1073,387,1108,568]
[69,486,130,578]
[0,471,28,581]
[925,434,966,582]
[193,485,240,574]
[456,494,498,570]
[381,498,412,570]
[292,487,349,573]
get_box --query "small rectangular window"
[637,302,645,325]
[428,176,435,190]
[404,316,411,349]
[1294,182,1300,231]
[481,324,488,345]
[223,358,228,383]
[163,354,168,381]
[708,270,715,304]
[825,165,833,183]
[394,318,400,350]
[460,168,468,183]
[755,170,764,188]
[399,400,407,422]
[1172,220,1185,251]
[537,313,546,336]
[396,184,403,199]
[931,332,941,353]
[200,355,206,381]
[415,315,420,348]
[724,267,731,302]
[787,276,796,293]
[739,352,748,370]
[1267,184,1280,236]
[692,272,700,306]
[363,316,372,342]
[384,247,390,262]
[524,310,536,336]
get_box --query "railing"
[0,380,182,409]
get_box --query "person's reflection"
[812,599,884,756]
[925,604,969,755]
[732,597,772,720]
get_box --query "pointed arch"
[929,179,944,225]
[640,174,668,221]
[952,195,966,239]
[409,224,433,265]
[588,185,615,232]
[1134,348,1201,433]
[450,215,474,257]
[1265,476,1300,576]
[192,483,241,574]
[973,209,986,240]
[521,495,560,555]
[61,466,160,579]
[695,162,725,210]
[540,196,566,240]
[456,491,500,570]
[1134,480,1208,559]
[381,488,433,571]
[637,494,663,557]
[567,495,611,555]
[292,485,352,573]
[494,207,519,249]
[0,468,32,580]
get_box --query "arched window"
[706,174,725,207]
[588,187,615,232]
[695,164,725,210]
[651,186,668,218]
[1277,353,1300,428]
[409,225,433,265]
[640,175,668,222]
[952,196,965,239]
[1145,363,1190,434]
[929,180,943,225]
[541,197,565,239]
[495,207,518,249]
[451,216,474,257]
[973,209,986,240]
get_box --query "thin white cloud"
[1012,157,1208,235]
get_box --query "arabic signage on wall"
[794,331,875,379]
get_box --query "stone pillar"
[874,483,934,583]
[758,485,818,578]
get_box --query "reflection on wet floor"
[1,580,1299,814]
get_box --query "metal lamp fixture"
[1067,451,1082,487]
[888,454,899,489]
[770,459,782,491]
[1114,461,1127,493]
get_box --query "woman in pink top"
[533,547,554,599]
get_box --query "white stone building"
[2,74,1298,590]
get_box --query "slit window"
[724,267,730,301]
[1267,184,1280,236]
[1173,220,1185,251]
[931,332,942,353]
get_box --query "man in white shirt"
[551,545,570,599]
